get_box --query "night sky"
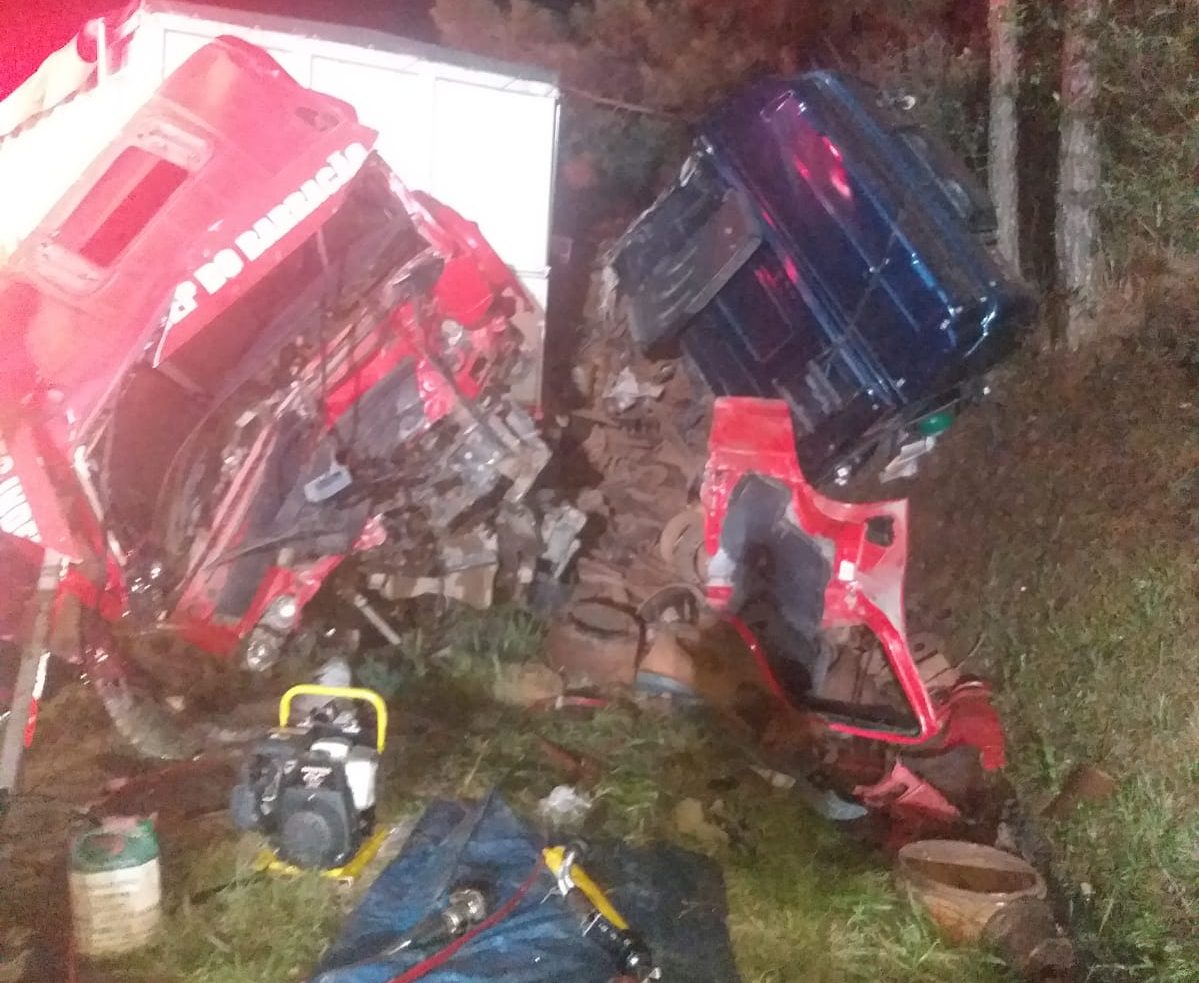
[0,0,437,98]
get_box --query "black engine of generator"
[230,723,377,870]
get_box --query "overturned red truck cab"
[0,38,557,746]
[700,397,1002,766]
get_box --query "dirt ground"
[0,675,281,982]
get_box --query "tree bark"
[1056,0,1102,349]
[988,0,1021,273]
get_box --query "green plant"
[1095,1,1199,267]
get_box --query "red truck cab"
[0,37,542,678]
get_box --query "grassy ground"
[906,318,1199,981]
[82,608,1014,983]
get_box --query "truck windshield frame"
[90,162,431,554]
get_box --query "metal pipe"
[96,22,109,82]
[350,591,403,646]
[0,550,64,818]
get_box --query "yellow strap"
[278,685,388,753]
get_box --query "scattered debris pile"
[566,281,708,604]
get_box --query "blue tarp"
[312,794,740,983]
[312,795,607,983]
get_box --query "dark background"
[0,0,437,98]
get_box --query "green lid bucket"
[71,817,159,873]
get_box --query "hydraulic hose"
[382,862,544,983]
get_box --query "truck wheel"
[94,679,199,760]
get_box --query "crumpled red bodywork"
[0,37,540,662]
[854,761,961,836]
[700,397,1005,761]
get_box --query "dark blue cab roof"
[611,71,1036,477]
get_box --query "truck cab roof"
[0,36,376,429]
[0,37,377,557]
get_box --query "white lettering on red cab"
[160,143,369,348]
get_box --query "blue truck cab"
[608,71,1036,482]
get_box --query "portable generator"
[230,685,388,874]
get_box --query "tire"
[94,679,200,760]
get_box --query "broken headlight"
[261,595,300,631]
[241,595,300,672]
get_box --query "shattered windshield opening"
[94,159,430,555]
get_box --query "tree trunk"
[1056,0,1102,349]
[988,0,1021,273]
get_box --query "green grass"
[984,554,1199,982]
[95,627,1012,983]
[114,878,343,983]
[357,603,547,699]
[905,342,1199,982]
[723,798,1010,983]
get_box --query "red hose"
[384,863,544,983]
[722,613,788,702]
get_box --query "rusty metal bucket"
[896,839,1046,944]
